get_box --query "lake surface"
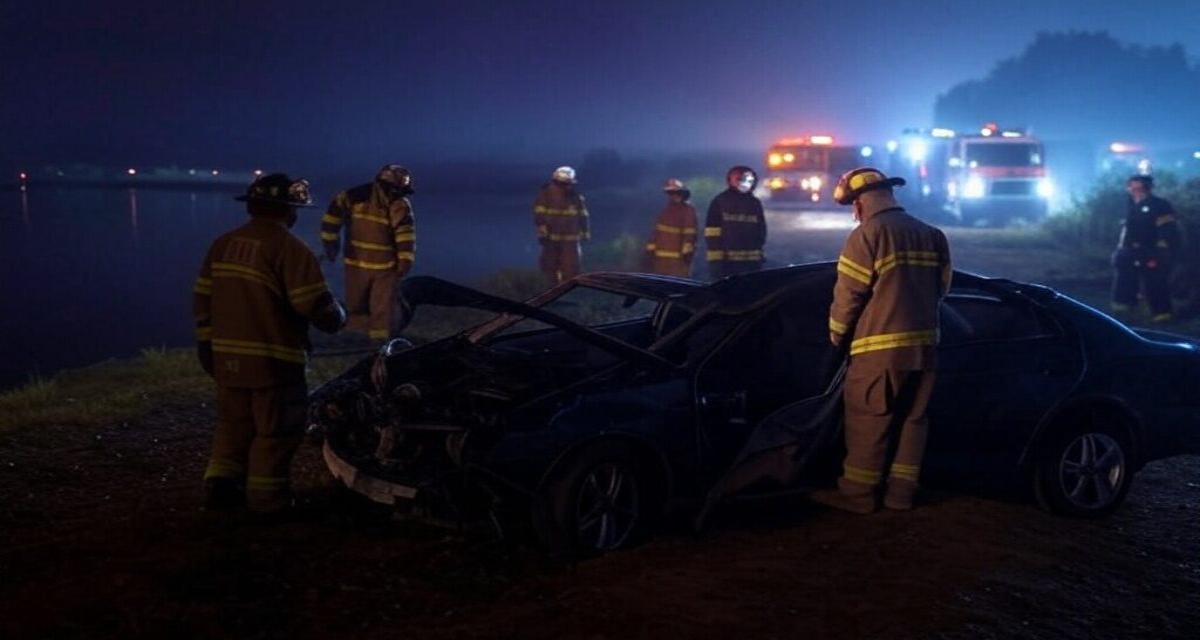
[0,185,665,388]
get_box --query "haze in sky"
[3,0,1199,172]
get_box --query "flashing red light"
[127,168,137,176]
[810,135,835,145]
[18,172,28,181]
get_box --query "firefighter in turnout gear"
[193,174,347,513]
[1112,175,1181,322]
[810,168,951,514]
[534,166,590,283]
[705,166,767,279]
[644,178,699,277]
[321,165,416,341]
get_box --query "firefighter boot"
[204,477,245,512]
[883,478,918,511]
[808,483,878,515]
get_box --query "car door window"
[940,291,1056,346]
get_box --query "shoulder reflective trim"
[849,329,938,355]
[704,226,723,237]
[889,462,920,481]
[211,338,307,364]
[246,475,290,489]
[344,258,396,270]
[394,232,416,242]
[653,249,683,258]
[320,231,339,242]
[829,317,848,334]
[837,256,873,285]
[211,262,281,296]
[843,464,882,485]
[1156,214,1177,226]
[352,211,391,225]
[656,223,683,234]
[396,251,416,262]
[350,239,394,251]
[195,326,213,341]
[706,250,726,261]
[321,213,342,225]
[204,458,245,480]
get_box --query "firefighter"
[705,166,766,279]
[644,178,699,277]
[810,168,952,514]
[534,166,590,283]
[193,174,347,513]
[1112,174,1181,322]
[321,165,416,341]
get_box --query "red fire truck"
[762,136,860,207]
[944,123,1053,226]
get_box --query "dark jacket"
[1119,195,1180,263]
[705,188,767,264]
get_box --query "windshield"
[965,142,1043,167]
[470,284,664,345]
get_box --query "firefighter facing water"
[811,168,952,514]
[193,174,347,513]
[534,166,590,283]
[644,178,699,277]
[321,165,416,341]
[1112,174,1181,322]
[706,166,767,278]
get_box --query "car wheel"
[1033,421,1133,518]
[535,441,653,557]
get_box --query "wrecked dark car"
[309,265,1200,554]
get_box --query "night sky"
[3,0,1199,172]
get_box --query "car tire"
[1032,419,1134,518]
[534,441,656,558]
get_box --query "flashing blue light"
[860,145,874,158]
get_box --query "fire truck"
[944,123,1053,226]
[762,136,860,207]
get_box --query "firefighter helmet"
[552,166,577,184]
[662,178,686,192]
[726,166,757,193]
[1129,174,1154,189]
[235,173,315,207]
[376,164,414,193]
[833,167,905,205]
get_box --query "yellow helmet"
[833,167,905,205]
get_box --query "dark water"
[0,185,658,388]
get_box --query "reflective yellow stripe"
[534,206,581,216]
[843,464,882,485]
[288,281,329,304]
[195,326,212,341]
[344,258,396,270]
[368,329,389,340]
[350,239,393,251]
[829,317,848,334]
[211,262,281,296]
[890,462,920,481]
[876,251,943,275]
[849,330,938,355]
[645,243,657,251]
[394,232,416,242]
[682,227,698,235]
[320,231,339,242]
[204,459,245,480]
[725,249,763,261]
[547,233,581,242]
[704,227,722,237]
[211,338,307,364]
[1152,313,1173,322]
[838,254,873,279]
[193,276,213,295]
[352,212,391,225]
[653,250,682,258]
[321,213,341,225]
[396,251,415,262]
[1156,215,1176,227]
[656,223,683,234]
[246,475,290,490]
[706,250,726,260]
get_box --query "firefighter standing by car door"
[644,178,699,277]
[534,166,590,283]
[1112,174,1181,322]
[320,165,416,341]
[705,166,767,279]
[811,168,952,514]
[193,174,347,514]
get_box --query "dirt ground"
[3,223,1198,639]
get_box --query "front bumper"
[323,440,419,505]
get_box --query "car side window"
[940,291,1054,346]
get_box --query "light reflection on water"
[0,185,657,386]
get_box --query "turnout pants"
[204,384,308,512]
[838,366,936,497]
[539,241,581,284]
[345,266,399,341]
[1112,262,1172,317]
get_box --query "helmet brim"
[834,176,906,205]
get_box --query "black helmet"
[376,164,414,195]
[833,167,905,205]
[235,173,315,207]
